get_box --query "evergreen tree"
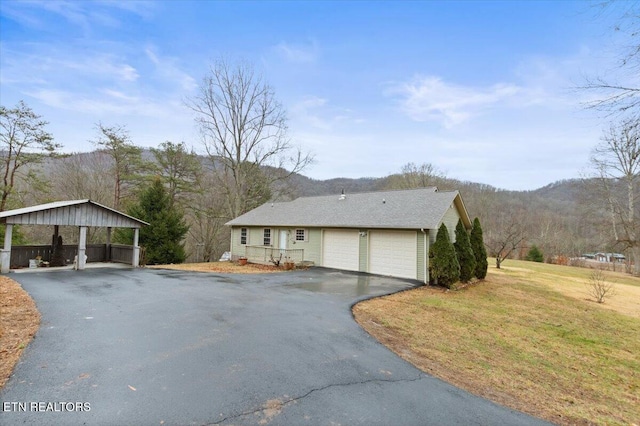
[525,245,544,263]
[454,219,476,283]
[126,177,189,265]
[470,217,488,279]
[429,223,460,288]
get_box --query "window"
[240,228,248,245]
[263,228,272,246]
[295,229,307,242]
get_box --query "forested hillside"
[8,149,616,265]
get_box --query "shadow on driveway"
[0,268,550,425]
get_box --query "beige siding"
[300,228,321,264]
[359,230,368,272]
[274,227,321,264]
[417,231,427,282]
[441,203,461,242]
[230,227,247,258]
[230,226,321,264]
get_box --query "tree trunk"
[632,246,640,276]
[496,256,502,269]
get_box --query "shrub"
[454,219,476,282]
[525,245,544,263]
[470,218,488,279]
[429,223,460,288]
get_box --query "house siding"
[280,227,321,264]
[441,203,461,242]
[359,230,368,272]
[417,231,426,282]
[230,226,321,264]
[230,227,245,258]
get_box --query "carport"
[0,199,148,273]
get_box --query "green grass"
[354,260,640,425]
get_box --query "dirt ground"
[147,261,285,273]
[0,276,40,389]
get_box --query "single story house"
[226,187,471,283]
[594,252,626,263]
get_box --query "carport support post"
[1,224,13,273]
[78,226,87,270]
[132,228,140,267]
[105,227,111,261]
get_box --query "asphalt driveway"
[0,267,550,425]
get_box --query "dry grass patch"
[0,276,40,389]
[495,259,640,318]
[354,261,640,425]
[147,261,283,274]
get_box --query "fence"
[9,244,135,268]
[244,246,304,265]
[109,244,134,264]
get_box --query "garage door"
[369,230,417,279]
[322,229,360,271]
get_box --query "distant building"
[582,252,626,263]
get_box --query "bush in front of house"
[470,217,488,279]
[454,218,476,283]
[429,223,460,288]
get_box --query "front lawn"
[353,259,640,425]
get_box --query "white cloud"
[145,47,197,92]
[274,41,319,63]
[387,76,521,127]
[1,0,155,32]
[289,96,365,132]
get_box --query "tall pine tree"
[470,217,488,279]
[454,219,476,283]
[429,223,460,288]
[127,177,189,265]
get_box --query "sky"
[0,0,634,190]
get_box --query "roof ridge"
[288,186,440,202]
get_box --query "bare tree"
[187,59,313,219]
[385,162,446,190]
[485,210,527,269]
[92,123,145,209]
[586,269,616,303]
[579,2,639,115]
[50,152,114,205]
[0,100,60,211]
[590,117,640,274]
[185,170,230,262]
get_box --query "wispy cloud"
[1,46,139,85]
[274,40,319,63]
[290,96,364,131]
[387,76,521,127]
[1,0,155,32]
[145,47,197,92]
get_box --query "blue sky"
[0,1,632,190]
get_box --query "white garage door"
[369,230,417,279]
[322,229,360,271]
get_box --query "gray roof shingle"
[226,187,470,230]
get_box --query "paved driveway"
[0,268,549,425]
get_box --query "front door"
[279,230,288,250]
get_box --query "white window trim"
[263,228,272,246]
[240,228,248,245]
[295,228,308,242]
